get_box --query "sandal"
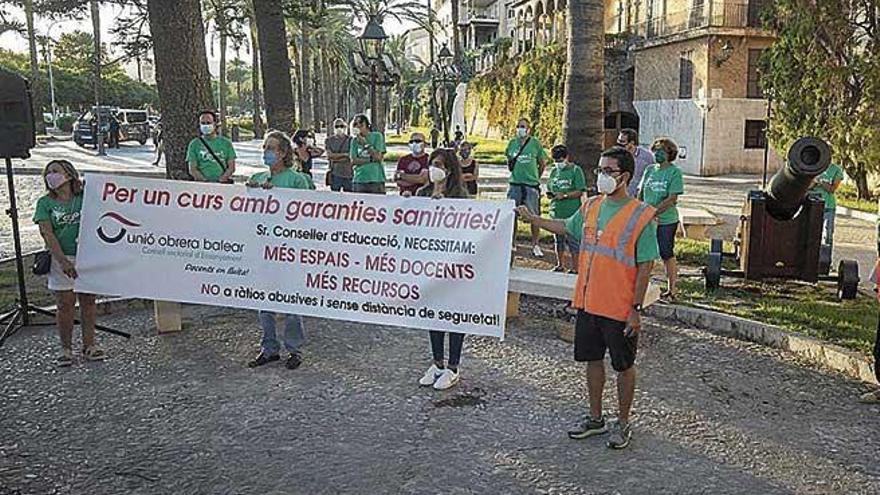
[83,346,107,362]
[552,265,565,272]
[56,349,73,368]
[660,290,676,301]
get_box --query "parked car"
[72,106,114,148]
[72,107,151,147]
[115,109,150,145]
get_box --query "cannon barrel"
[766,137,831,220]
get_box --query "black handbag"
[507,136,531,172]
[32,250,51,275]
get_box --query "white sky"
[0,3,421,75]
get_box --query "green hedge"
[468,44,566,145]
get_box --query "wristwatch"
[632,303,644,313]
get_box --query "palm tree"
[245,0,264,139]
[253,0,295,133]
[562,0,604,184]
[22,0,46,132]
[146,0,214,179]
[204,0,246,136]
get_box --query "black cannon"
[704,137,860,299]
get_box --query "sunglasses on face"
[335,125,346,129]
[409,139,424,144]
[599,167,623,175]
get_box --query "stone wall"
[634,37,709,101]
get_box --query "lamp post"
[433,43,458,147]
[358,15,388,127]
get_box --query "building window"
[747,49,764,98]
[744,120,766,149]
[679,50,694,99]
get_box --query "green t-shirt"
[186,135,237,182]
[639,163,684,225]
[810,163,845,211]
[33,194,84,256]
[506,137,547,186]
[565,197,659,263]
[350,131,387,184]
[548,163,587,219]
[249,168,315,190]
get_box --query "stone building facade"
[408,0,780,175]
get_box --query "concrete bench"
[506,267,661,318]
[678,207,718,240]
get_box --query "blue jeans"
[822,209,836,247]
[258,311,305,356]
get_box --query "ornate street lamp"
[358,16,389,126]
[433,43,459,146]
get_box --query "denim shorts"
[657,222,679,260]
[554,233,580,256]
[507,184,540,215]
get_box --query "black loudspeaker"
[0,67,37,159]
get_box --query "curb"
[647,303,877,384]
[837,205,877,223]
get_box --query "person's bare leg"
[56,291,75,350]
[587,360,605,419]
[531,224,541,247]
[554,243,564,269]
[664,257,678,295]
[78,293,97,349]
[617,366,636,424]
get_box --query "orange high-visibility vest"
[573,196,657,322]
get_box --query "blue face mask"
[263,150,278,167]
[653,149,668,164]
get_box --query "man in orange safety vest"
[518,146,659,449]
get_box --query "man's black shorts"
[574,310,638,372]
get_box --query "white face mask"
[409,142,423,155]
[199,123,214,135]
[334,127,345,136]
[516,127,528,138]
[554,161,566,170]
[596,172,620,195]
[305,137,314,146]
[429,166,447,184]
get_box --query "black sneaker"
[567,415,607,439]
[606,420,632,449]
[247,353,280,368]
[285,353,303,370]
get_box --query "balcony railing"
[613,1,771,40]
[462,6,501,23]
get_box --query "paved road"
[1,302,879,494]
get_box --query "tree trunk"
[90,0,103,153]
[23,0,45,133]
[253,0,295,134]
[249,18,265,139]
[562,0,604,188]
[147,0,214,180]
[853,162,870,200]
[299,18,313,129]
[219,29,228,136]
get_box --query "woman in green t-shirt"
[245,131,311,370]
[349,114,387,194]
[546,145,586,273]
[638,138,685,299]
[33,160,104,367]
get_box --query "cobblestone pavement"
[1,301,879,494]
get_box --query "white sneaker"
[419,364,443,386]
[433,368,460,390]
[532,244,544,257]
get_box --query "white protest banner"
[75,174,515,338]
